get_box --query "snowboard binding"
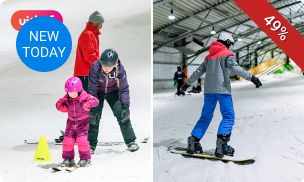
[186,136,203,154]
[214,134,235,158]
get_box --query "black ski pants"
[177,80,184,95]
[78,76,89,93]
[88,91,136,148]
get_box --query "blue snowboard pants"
[191,94,235,139]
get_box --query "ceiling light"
[210,27,216,35]
[257,41,262,44]
[238,37,242,41]
[168,9,175,20]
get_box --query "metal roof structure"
[153,0,304,67]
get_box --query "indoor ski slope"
[0,0,151,181]
[154,68,304,182]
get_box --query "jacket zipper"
[105,73,108,93]
[73,99,76,127]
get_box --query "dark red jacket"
[74,23,101,76]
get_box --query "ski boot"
[186,136,203,154]
[55,130,65,143]
[214,134,235,158]
[62,159,75,167]
[127,142,139,152]
[90,146,96,154]
[78,159,91,167]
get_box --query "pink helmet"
[65,77,82,93]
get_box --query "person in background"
[74,11,104,93]
[174,66,187,96]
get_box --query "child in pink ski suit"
[56,77,99,167]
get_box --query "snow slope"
[0,0,151,181]
[153,68,304,182]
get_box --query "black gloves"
[251,75,262,88]
[88,107,99,124]
[181,83,191,92]
[121,104,130,124]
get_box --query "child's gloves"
[251,75,262,88]
[82,102,91,111]
[181,83,190,92]
[57,104,69,113]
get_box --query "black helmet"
[100,49,118,67]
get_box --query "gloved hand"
[57,104,69,113]
[82,102,90,111]
[88,107,99,124]
[56,98,69,113]
[121,104,130,124]
[251,75,262,88]
[181,83,191,92]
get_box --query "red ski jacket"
[74,23,101,77]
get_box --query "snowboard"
[168,146,257,162]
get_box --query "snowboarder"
[174,65,187,96]
[88,49,139,154]
[189,78,202,93]
[190,82,202,93]
[73,11,104,93]
[56,77,99,167]
[181,32,262,158]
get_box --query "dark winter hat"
[89,11,104,23]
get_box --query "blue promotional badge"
[16,16,72,72]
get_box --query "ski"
[65,163,92,172]
[141,138,149,143]
[52,164,76,172]
[25,140,124,146]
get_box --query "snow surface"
[0,0,151,181]
[154,68,304,182]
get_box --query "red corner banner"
[233,0,304,70]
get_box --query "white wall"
[153,47,183,90]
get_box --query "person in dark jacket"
[74,11,104,93]
[182,32,262,158]
[88,49,138,154]
[174,66,187,95]
[191,81,202,93]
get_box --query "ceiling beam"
[153,0,301,53]
[153,0,233,34]
[153,0,172,8]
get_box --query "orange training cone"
[33,136,52,162]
